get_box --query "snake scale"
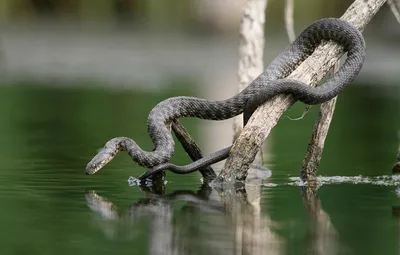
[85,18,366,179]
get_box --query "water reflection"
[86,183,286,255]
[86,183,358,255]
[0,84,397,254]
[392,206,400,255]
[301,187,340,255]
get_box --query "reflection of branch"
[85,184,283,255]
[301,187,340,255]
[392,206,400,255]
[221,184,284,255]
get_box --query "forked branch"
[219,0,388,182]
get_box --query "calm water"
[0,83,398,255]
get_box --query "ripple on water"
[287,175,400,187]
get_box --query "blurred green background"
[0,0,364,25]
[0,1,399,255]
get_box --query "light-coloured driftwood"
[232,0,268,165]
[219,0,388,182]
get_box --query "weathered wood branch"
[393,152,400,173]
[219,0,388,182]
[301,62,339,184]
[171,120,217,180]
[232,0,268,165]
[393,130,400,173]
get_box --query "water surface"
[0,83,398,255]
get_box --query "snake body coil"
[86,18,365,176]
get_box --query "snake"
[85,18,365,177]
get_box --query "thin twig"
[219,0,388,182]
[284,105,311,120]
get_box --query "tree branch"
[219,0,388,182]
[232,0,268,165]
[171,120,217,180]
[393,130,400,173]
[301,62,339,184]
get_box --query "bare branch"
[232,0,268,164]
[301,62,339,184]
[393,130,400,173]
[171,120,217,180]
[219,0,388,182]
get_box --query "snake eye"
[92,164,96,169]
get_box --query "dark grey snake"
[85,18,365,178]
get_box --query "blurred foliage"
[0,0,358,29]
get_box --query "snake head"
[86,148,117,175]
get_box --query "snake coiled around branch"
[85,18,365,177]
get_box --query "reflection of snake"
[85,187,225,221]
[86,18,365,176]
